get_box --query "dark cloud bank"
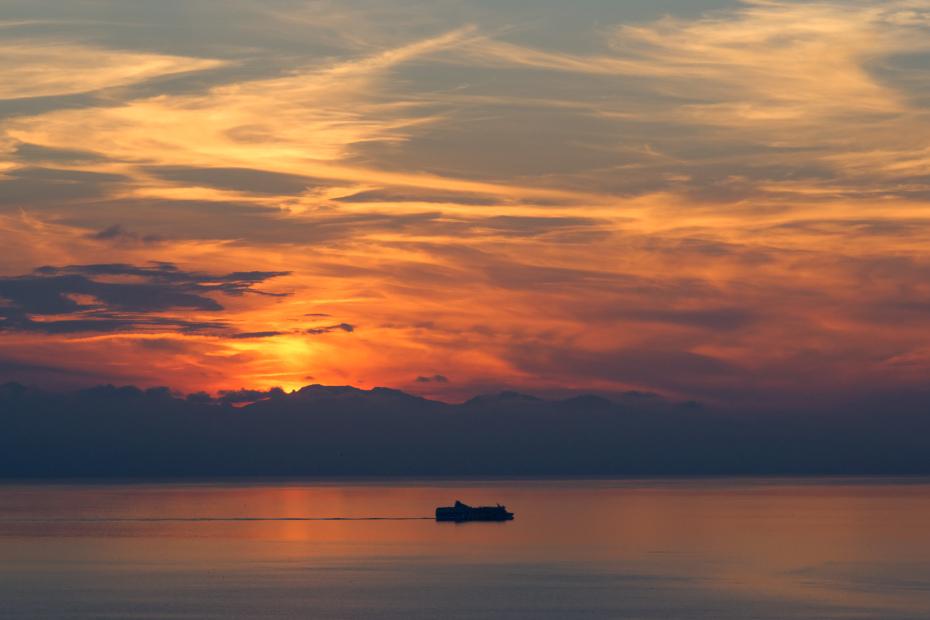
[0,263,289,335]
[1,382,929,478]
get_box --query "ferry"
[435,500,514,522]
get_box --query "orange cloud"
[2,2,930,407]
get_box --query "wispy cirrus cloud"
[0,42,224,100]
[449,0,930,199]
[462,1,927,117]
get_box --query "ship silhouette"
[435,500,514,522]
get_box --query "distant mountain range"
[2,382,929,477]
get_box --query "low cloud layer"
[3,381,930,477]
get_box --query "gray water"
[1,478,929,619]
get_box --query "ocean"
[2,478,929,619]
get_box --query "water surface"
[2,478,929,619]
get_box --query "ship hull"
[435,505,514,522]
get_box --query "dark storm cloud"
[0,263,289,335]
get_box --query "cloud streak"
[0,263,289,335]
[0,42,223,100]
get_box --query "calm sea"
[1,478,929,619]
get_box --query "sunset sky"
[2,0,930,408]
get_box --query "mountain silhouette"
[1,382,930,478]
